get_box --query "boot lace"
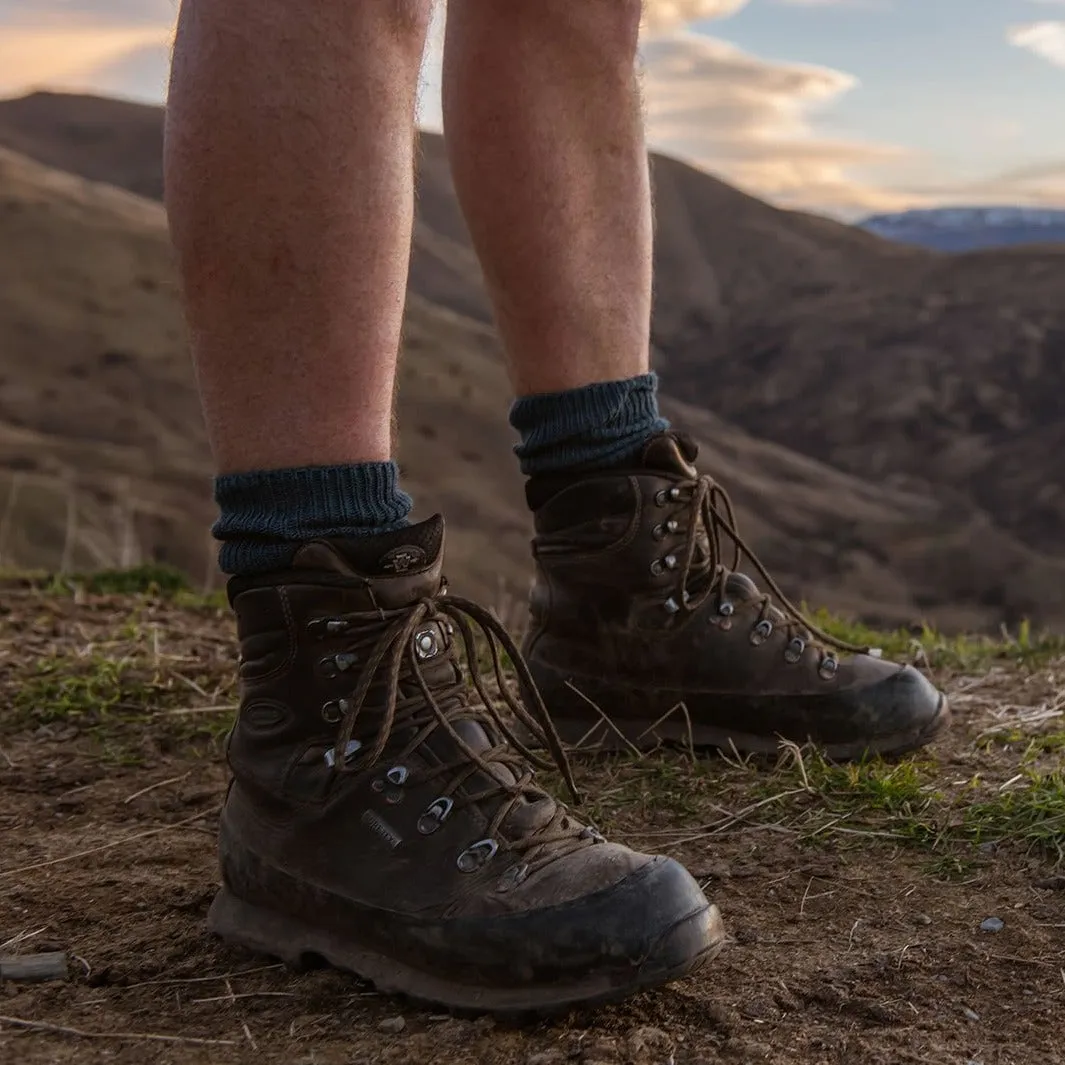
[654,466,872,675]
[314,584,595,878]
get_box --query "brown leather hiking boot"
[207,515,724,1015]
[521,433,950,760]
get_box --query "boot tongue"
[637,432,699,478]
[291,516,446,606]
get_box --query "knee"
[504,0,642,62]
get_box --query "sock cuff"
[509,372,669,476]
[213,461,413,574]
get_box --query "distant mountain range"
[861,207,1065,252]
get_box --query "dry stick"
[0,808,219,879]
[123,772,191,805]
[123,964,283,989]
[563,682,644,759]
[190,992,296,1004]
[0,953,68,983]
[154,705,235,717]
[0,1014,237,1046]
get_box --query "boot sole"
[527,676,951,761]
[206,889,726,1018]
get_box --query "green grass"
[807,607,1065,671]
[0,563,227,607]
[4,649,235,760]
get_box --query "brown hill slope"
[4,146,1065,629]
[4,92,1065,628]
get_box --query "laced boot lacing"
[648,464,874,677]
[309,581,597,884]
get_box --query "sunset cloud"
[1008,20,1065,66]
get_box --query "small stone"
[525,1053,562,1065]
[978,842,996,855]
[627,1025,674,1059]
[377,1016,406,1034]
[913,913,932,926]
[962,1006,980,1022]
[980,917,1004,933]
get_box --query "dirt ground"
[1,583,1063,1065]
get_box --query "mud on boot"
[208,515,725,1014]
[521,433,950,760]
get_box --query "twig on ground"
[154,705,235,717]
[0,953,68,983]
[0,1014,237,1046]
[123,773,191,805]
[0,808,219,879]
[0,927,47,952]
[563,682,644,759]
[123,964,283,989]
[190,991,296,1004]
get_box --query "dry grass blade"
[123,772,190,804]
[0,809,219,879]
[562,681,644,758]
[0,1013,237,1045]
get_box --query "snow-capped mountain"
[860,207,1065,251]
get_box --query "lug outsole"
[206,889,726,1018]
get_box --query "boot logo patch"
[379,546,427,574]
[361,809,404,849]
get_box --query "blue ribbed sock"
[213,461,412,575]
[509,372,669,477]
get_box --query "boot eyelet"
[750,619,773,646]
[386,766,409,786]
[663,597,680,615]
[664,554,678,571]
[818,654,839,680]
[319,652,357,679]
[414,628,441,661]
[580,825,605,843]
[666,519,679,534]
[784,637,806,664]
[497,863,530,893]
[371,778,385,793]
[307,617,350,639]
[417,796,454,835]
[650,559,666,576]
[457,838,499,873]
[385,789,405,805]
[718,600,735,617]
[321,698,349,724]
[652,523,666,540]
[654,490,669,506]
[324,739,362,768]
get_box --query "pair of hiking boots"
[208,433,949,1014]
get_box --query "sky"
[1,0,1064,217]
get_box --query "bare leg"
[442,0,651,396]
[165,0,433,472]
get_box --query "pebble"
[377,1016,406,1034]
[962,1007,980,1022]
[526,1053,563,1065]
[914,913,932,926]
[980,916,1005,933]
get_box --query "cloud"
[639,30,910,214]
[640,0,749,33]
[1008,21,1065,66]
[0,0,175,29]
[0,1,172,100]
